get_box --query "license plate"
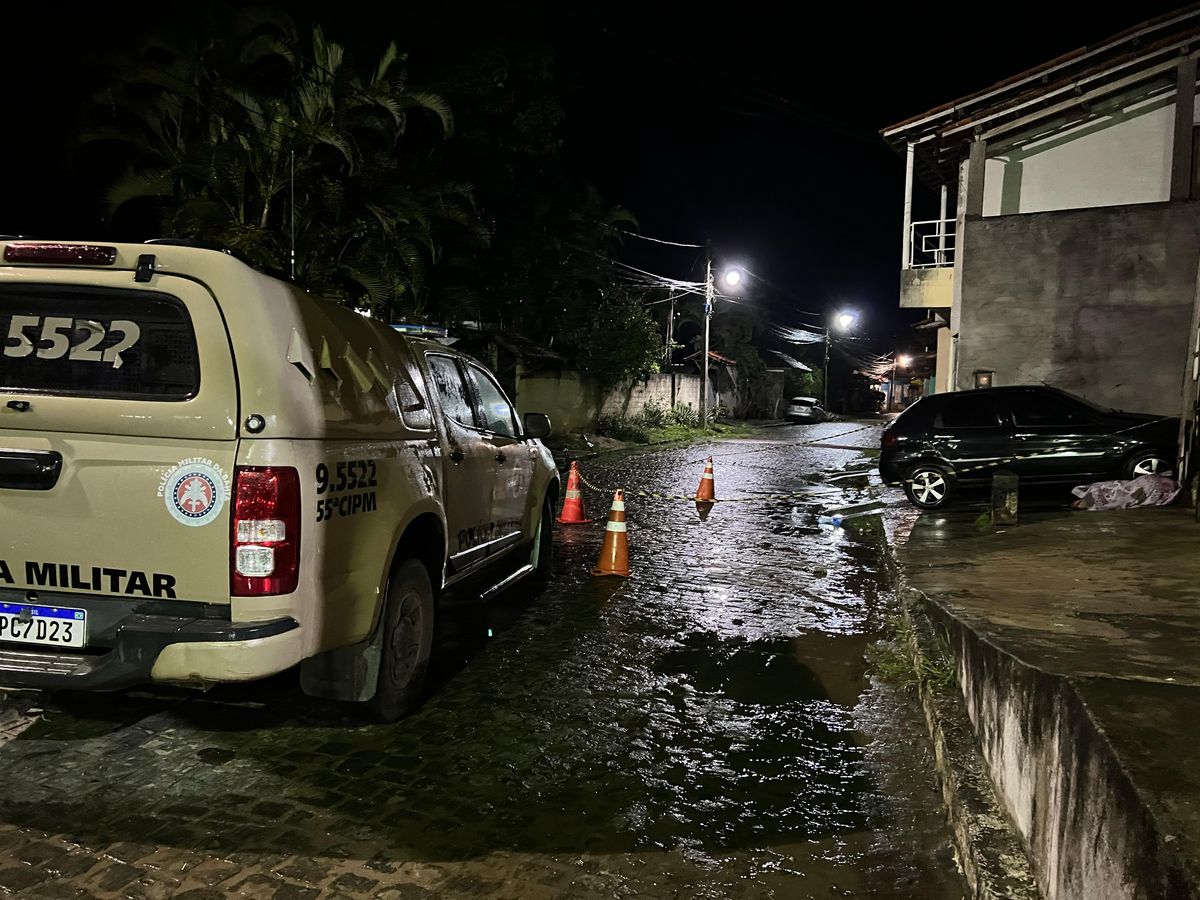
[0,603,86,648]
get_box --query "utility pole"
[701,241,714,428]
[823,324,831,411]
[665,293,676,367]
[666,292,677,407]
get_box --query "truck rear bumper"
[0,615,300,691]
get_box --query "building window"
[973,370,994,390]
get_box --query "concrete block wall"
[599,373,702,417]
[957,201,1200,415]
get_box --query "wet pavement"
[0,421,967,898]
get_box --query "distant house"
[881,7,1200,415]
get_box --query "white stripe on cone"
[606,521,627,532]
[611,500,625,511]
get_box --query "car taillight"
[882,431,898,448]
[231,466,301,596]
[3,242,118,265]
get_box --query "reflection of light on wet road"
[0,422,965,899]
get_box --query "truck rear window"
[0,285,199,400]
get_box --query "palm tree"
[87,11,484,317]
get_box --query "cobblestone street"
[0,422,966,899]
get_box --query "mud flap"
[299,627,383,702]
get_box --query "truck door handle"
[0,450,63,491]
[449,449,465,463]
[495,452,506,463]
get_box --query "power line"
[605,226,703,249]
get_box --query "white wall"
[980,92,1191,216]
[516,370,600,435]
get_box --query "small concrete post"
[902,142,915,269]
[992,471,1019,526]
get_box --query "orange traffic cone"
[591,490,631,577]
[695,456,716,501]
[557,461,593,524]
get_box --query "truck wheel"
[530,496,554,590]
[369,558,435,722]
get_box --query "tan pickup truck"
[0,239,559,719]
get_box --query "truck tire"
[368,558,435,722]
[530,496,554,590]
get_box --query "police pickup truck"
[0,239,559,720]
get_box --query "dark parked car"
[880,386,1178,509]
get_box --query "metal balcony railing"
[908,218,956,268]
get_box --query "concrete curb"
[917,597,1198,900]
[896,587,1042,900]
[878,508,1041,899]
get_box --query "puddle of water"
[0,427,966,898]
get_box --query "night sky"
[0,1,1190,354]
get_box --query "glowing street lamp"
[701,257,746,426]
[824,308,858,409]
[890,353,912,412]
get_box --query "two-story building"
[882,6,1200,416]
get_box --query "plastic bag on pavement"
[1070,474,1180,510]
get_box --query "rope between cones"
[569,435,1117,502]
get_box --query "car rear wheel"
[1125,451,1173,479]
[368,558,435,722]
[904,465,953,509]
[529,496,554,590]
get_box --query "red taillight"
[231,466,301,596]
[882,430,898,448]
[3,242,117,265]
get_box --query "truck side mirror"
[523,412,552,439]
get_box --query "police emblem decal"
[161,460,228,527]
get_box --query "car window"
[895,397,936,428]
[426,355,476,428]
[1010,391,1093,426]
[934,396,1002,428]
[0,284,199,401]
[468,364,518,437]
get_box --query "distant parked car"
[879,386,1179,509]
[786,396,828,423]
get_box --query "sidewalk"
[891,501,1200,900]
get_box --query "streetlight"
[890,353,911,411]
[700,253,744,428]
[823,309,857,410]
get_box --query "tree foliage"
[87,7,481,317]
[423,39,662,374]
[559,286,662,388]
[86,6,664,384]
